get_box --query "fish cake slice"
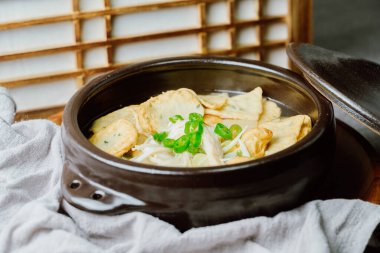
[143,88,204,132]
[198,93,228,110]
[90,105,152,136]
[261,115,312,155]
[89,119,138,157]
[241,127,273,158]
[205,87,263,126]
[203,114,222,126]
[258,99,281,124]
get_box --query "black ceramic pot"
[61,56,335,231]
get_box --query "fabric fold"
[0,87,16,125]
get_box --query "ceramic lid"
[287,43,380,135]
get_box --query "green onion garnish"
[169,114,184,123]
[187,145,202,154]
[185,120,203,135]
[189,132,202,148]
[162,138,175,148]
[153,131,168,142]
[173,135,190,153]
[229,124,242,139]
[189,112,203,122]
[160,113,206,154]
[236,150,243,156]
[214,123,232,140]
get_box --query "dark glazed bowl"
[61,56,335,231]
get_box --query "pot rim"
[62,55,334,176]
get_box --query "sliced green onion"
[153,132,168,142]
[187,142,206,154]
[189,132,202,148]
[187,144,205,154]
[230,124,242,139]
[173,135,190,153]
[214,123,232,140]
[189,112,203,122]
[236,150,243,157]
[187,145,201,154]
[162,138,175,148]
[185,121,203,135]
[169,114,184,123]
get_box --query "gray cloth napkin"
[1,88,380,253]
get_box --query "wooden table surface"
[366,163,380,204]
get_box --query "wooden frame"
[0,0,312,119]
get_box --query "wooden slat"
[198,2,207,54]
[288,0,313,43]
[256,0,265,61]
[0,16,286,62]
[367,179,380,204]
[365,163,380,204]
[3,0,313,116]
[104,0,114,66]
[72,0,85,88]
[0,0,224,31]
[288,0,313,70]
[15,105,65,122]
[1,40,287,88]
[208,40,285,55]
[227,0,237,56]
[0,65,121,88]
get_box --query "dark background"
[313,0,380,152]
[314,0,380,63]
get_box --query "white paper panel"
[114,35,200,62]
[0,22,75,54]
[80,0,104,11]
[263,22,288,41]
[208,30,230,50]
[236,0,259,21]
[81,18,106,42]
[265,48,288,68]
[237,27,259,46]
[263,0,288,16]
[84,47,108,68]
[206,1,229,25]
[0,0,72,23]
[111,0,177,7]
[239,52,260,61]
[0,52,76,80]
[9,79,77,111]
[112,6,199,37]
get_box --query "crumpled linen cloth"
[1,88,380,253]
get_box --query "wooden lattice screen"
[0,0,312,120]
